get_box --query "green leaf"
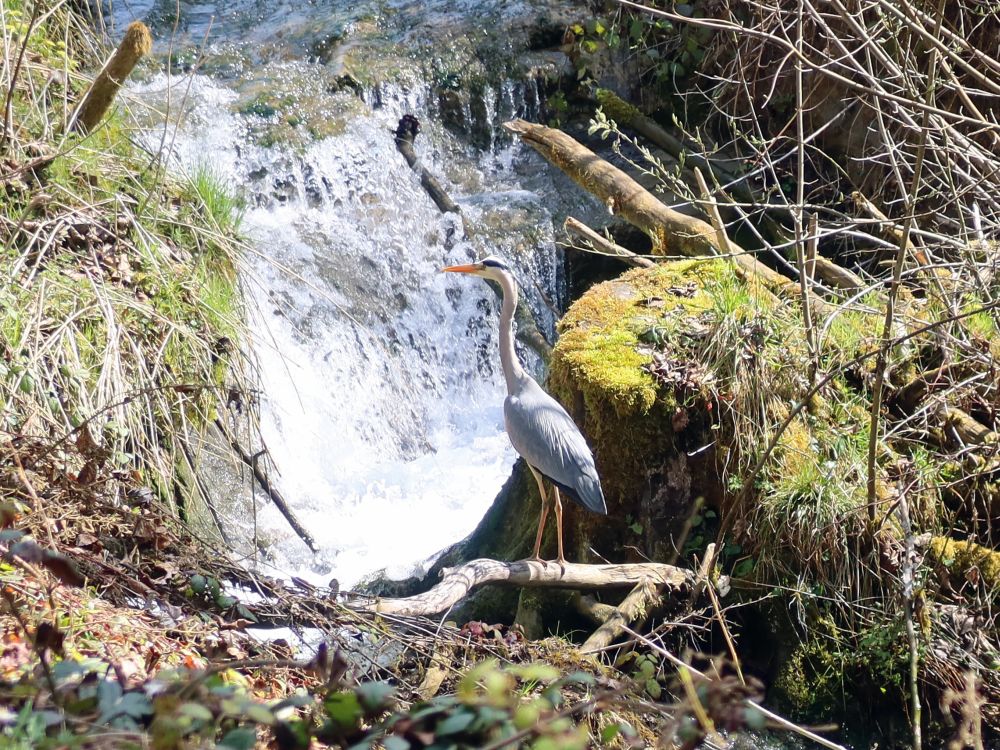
[356,681,395,712]
[179,702,214,722]
[118,692,153,719]
[645,678,662,700]
[97,679,123,716]
[733,558,755,577]
[190,574,207,594]
[236,604,259,623]
[382,737,410,750]
[218,727,257,750]
[637,658,655,679]
[324,692,362,730]
[215,594,237,608]
[601,724,622,743]
[436,709,475,736]
[244,702,276,725]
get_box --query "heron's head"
[441,255,512,281]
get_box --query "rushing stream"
[112,0,590,587]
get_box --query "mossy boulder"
[547,260,725,564]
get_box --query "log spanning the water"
[357,558,695,617]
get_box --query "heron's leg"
[527,466,550,563]
[553,486,566,569]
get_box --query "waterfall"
[127,67,566,587]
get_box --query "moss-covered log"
[504,118,836,316]
[70,22,152,133]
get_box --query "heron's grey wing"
[504,380,607,515]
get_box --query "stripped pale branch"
[355,559,695,618]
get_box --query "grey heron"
[442,256,607,565]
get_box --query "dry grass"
[1,0,251,530]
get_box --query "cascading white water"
[129,71,565,587]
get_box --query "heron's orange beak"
[441,263,481,274]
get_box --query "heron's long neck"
[496,271,525,394]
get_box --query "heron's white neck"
[495,270,525,394]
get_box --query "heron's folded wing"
[504,388,607,515]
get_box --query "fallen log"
[581,578,661,653]
[560,98,865,294]
[394,115,459,214]
[357,558,695,617]
[563,216,654,268]
[503,119,831,318]
[393,115,552,364]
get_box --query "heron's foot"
[554,556,567,575]
[524,555,547,566]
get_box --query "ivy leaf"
[218,727,257,750]
[436,709,475,736]
[355,681,395,713]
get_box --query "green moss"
[929,537,1000,592]
[771,626,847,719]
[595,88,641,125]
[552,260,719,414]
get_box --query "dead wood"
[584,95,865,293]
[936,405,998,449]
[70,22,152,134]
[581,578,661,653]
[356,558,694,617]
[503,119,832,317]
[394,115,459,214]
[594,88,752,206]
[213,417,318,553]
[573,592,618,623]
[392,115,552,364]
[563,216,654,268]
